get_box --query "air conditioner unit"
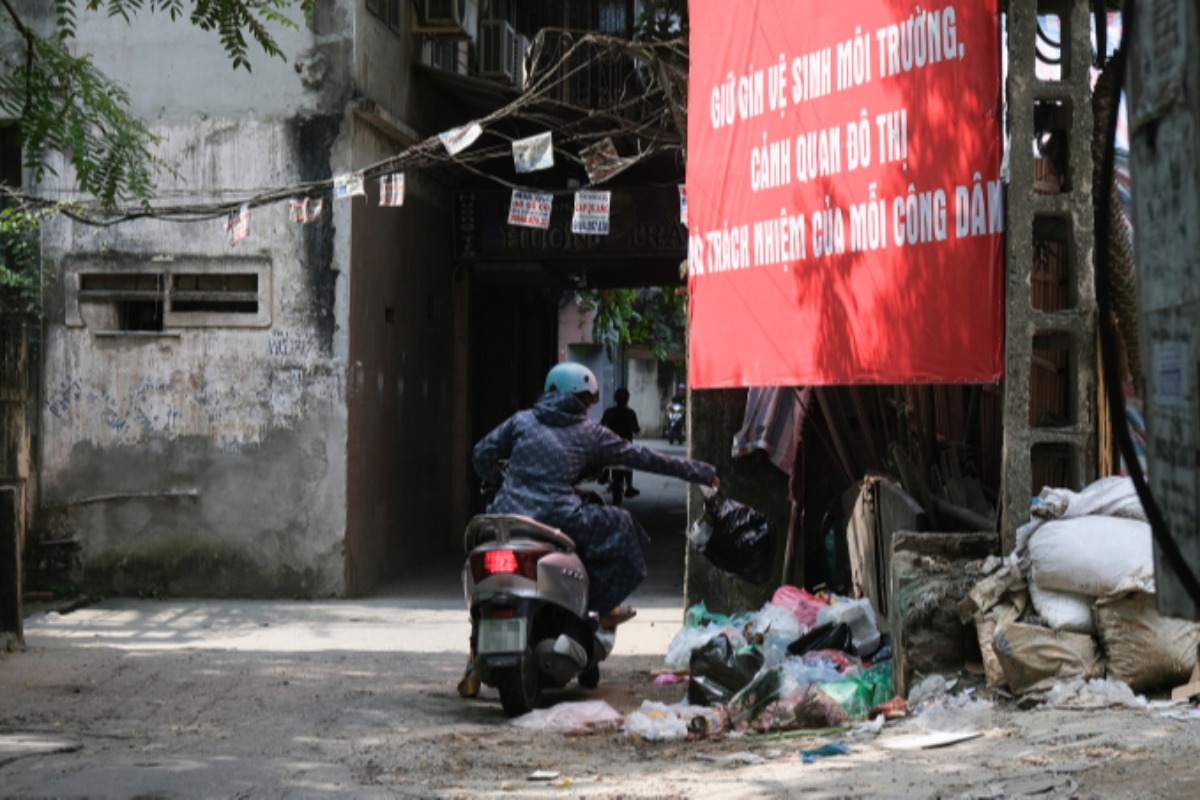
[417,0,479,39]
[478,19,517,83]
[421,38,468,76]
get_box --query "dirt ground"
[4,593,1200,800]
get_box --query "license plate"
[477,618,526,654]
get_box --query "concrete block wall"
[1000,0,1098,552]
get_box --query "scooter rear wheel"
[495,650,541,717]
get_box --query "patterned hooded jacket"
[473,391,716,613]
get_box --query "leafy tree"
[576,286,687,363]
[0,1,309,314]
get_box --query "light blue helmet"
[544,362,598,398]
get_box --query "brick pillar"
[1000,0,1098,552]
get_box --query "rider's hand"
[711,476,720,491]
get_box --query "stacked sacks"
[963,477,1200,695]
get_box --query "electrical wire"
[0,30,689,227]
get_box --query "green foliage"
[0,202,61,316]
[1,1,310,210]
[65,1,307,70]
[0,36,163,210]
[576,286,687,362]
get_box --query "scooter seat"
[464,514,577,553]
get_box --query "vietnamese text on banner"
[571,190,611,235]
[686,0,1004,387]
[508,190,553,229]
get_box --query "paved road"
[6,436,1200,798]
[0,439,710,797]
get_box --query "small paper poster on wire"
[439,122,483,156]
[508,190,553,229]
[580,137,628,184]
[513,132,554,173]
[679,185,687,227]
[379,173,405,207]
[571,190,611,235]
[334,172,365,199]
[289,197,323,223]
[224,204,250,245]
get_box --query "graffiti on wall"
[44,336,341,454]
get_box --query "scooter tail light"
[484,549,517,575]
[471,547,546,582]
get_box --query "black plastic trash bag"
[687,634,764,706]
[688,491,775,585]
[787,621,858,657]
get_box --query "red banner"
[687,0,1004,387]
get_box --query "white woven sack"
[1027,514,1154,598]
[1028,582,1095,633]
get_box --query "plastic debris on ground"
[905,673,992,734]
[1044,678,1148,710]
[624,701,727,741]
[800,742,851,762]
[641,596,904,741]
[510,700,622,734]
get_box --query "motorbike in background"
[665,399,686,445]
[462,506,614,716]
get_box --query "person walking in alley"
[460,363,717,697]
[600,386,641,497]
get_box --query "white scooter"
[462,511,614,716]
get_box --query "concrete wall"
[627,358,662,437]
[29,3,370,597]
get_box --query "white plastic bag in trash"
[623,700,724,741]
[509,700,623,734]
[816,597,881,655]
[745,602,805,649]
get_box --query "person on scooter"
[474,362,718,626]
[600,386,641,498]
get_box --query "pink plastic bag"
[772,585,825,629]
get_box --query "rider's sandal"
[457,663,480,698]
[599,605,637,630]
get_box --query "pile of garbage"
[621,588,901,739]
[961,476,1200,696]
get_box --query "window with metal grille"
[170,273,259,314]
[77,273,165,332]
[69,261,270,332]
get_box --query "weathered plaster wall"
[31,4,360,597]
